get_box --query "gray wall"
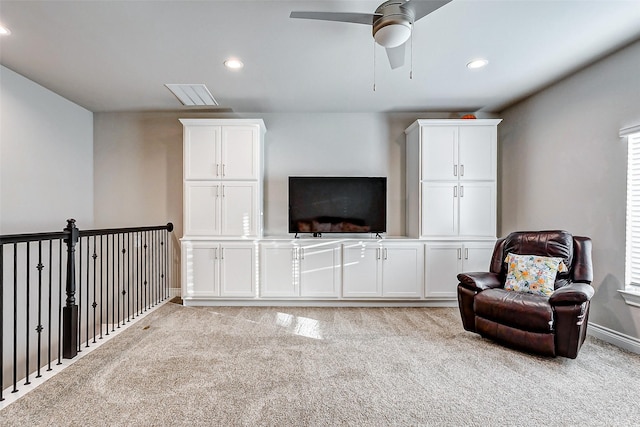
[499,39,640,339]
[0,65,94,233]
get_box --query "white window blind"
[626,131,640,288]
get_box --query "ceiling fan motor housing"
[372,0,414,48]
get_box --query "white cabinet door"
[260,244,297,297]
[221,126,259,180]
[220,182,257,237]
[458,126,496,181]
[421,126,457,181]
[182,242,257,299]
[184,125,220,180]
[425,241,496,299]
[299,244,341,298]
[342,243,380,297]
[381,244,423,298]
[425,243,463,299]
[184,183,220,236]
[183,244,218,298]
[219,243,256,298]
[458,182,495,238]
[461,242,495,274]
[421,182,458,237]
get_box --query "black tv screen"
[288,176,387,234]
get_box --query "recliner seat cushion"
[474,288,553,333]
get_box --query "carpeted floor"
[1,300,639,426]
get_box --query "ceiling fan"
[290,0,452,69]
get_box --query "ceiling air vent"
[165,84,219,106]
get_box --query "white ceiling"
[1,0,640,114]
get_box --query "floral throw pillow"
[504,253,567,297]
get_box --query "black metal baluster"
[150,230,155,306]
[25,242,31,385]
[99,234,103,340]
[86,236,90,347]
[92,236,97,343]
[117,233,121,328]
[13,243,18,393]
[57,239,62,365]
[77,237,82,354]
[47,239,53,371]
[105,234,109,337]
[143,231,149,311]
[156,230,161,302]
[138,231,142,316]
[111,233,115,332]
[36,241,44,378]
[133,232,138,318]
[1,244,4,401]
[127,233,131,322]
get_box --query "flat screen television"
[288,176,387,235]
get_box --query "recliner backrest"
[496,230,574,289]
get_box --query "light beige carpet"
[1,301,639,426]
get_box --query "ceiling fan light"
[373,22,411,48]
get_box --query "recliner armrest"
[457,272,502,292]
[549,282,595,306]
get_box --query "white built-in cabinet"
[182,119,264,238]
[406,120,500,239]
[424,241,495,298]
[405,119,501,300]
[342,241,423,298]
[260,241,341,298]
[182,241,257,298]
[180,118,501,306]
[181,119,265,303]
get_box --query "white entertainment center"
[180,118,502,306]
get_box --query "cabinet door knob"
[460,185,464,197]
[457,248,462,260]
[460,164,465,177]
[465,248,468,259]
[453,186,457,198]
[222,164,226,177]
[384,248,388,260]
[453,164,458,177]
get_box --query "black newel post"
[63,219,79,359]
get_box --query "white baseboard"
[588,322,640,354]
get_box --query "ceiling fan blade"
[386,44,406,69]
[404,0,453,22]
[290,11,381,25]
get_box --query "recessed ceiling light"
[0,25,11,36]
[467,59,489,69]
[224,58,244,70]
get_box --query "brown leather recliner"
[457,230,594,359]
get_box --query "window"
[623,125,640,307]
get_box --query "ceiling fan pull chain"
[373,39,377,91]
[410,21,414,80]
